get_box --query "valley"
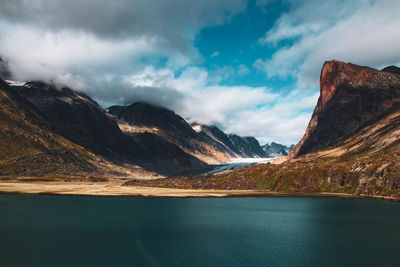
[1,60,400,200]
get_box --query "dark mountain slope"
[13,81,126,158]
[0,79,105,178]
[191,124,240,155]
[8,81,205,175]
[110,102,268,163]
[382,65,400,76]
[228,134,266,158]
[109,103,237,164]
[191,123,267,158]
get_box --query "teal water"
[0,195,399,266]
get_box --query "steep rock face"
[228,134,266,158]
[290,60,400,158]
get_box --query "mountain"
[109,102,266,164]
[137,61,400,199]
[289,60,400,158]
[4,80,205,176]
[244,61,400,198]
[191,124,240,155]
[228,134,266,158]
[0,79,110,178]
[382,65,400,76]
[262,142,294,157]
[0,75,268,178]
[191,123,267,158]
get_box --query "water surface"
[0,194,399,266]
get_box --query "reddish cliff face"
[290,60,400,158]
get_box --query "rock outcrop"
[290,60,400,158]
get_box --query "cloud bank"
[1,0,398,145]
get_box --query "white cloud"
[0,0,247,56]
[80,64,313,145]
[0,0,324,145]
[211,51,220,57]
[0,24,156,83]
[256,0,400,89]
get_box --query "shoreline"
[0,180,397,200]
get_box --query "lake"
[0,194,399,266]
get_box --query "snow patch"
[5,80,26,86]
[228,157,275,164]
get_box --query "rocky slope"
[0,79,110,178]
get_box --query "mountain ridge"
[109,102,267,164]
[131,61,400,199]
[0,78,268,178]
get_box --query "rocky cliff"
[290,60,400,158]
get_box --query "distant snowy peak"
[5,80,26,86]
[191,123,267,158]
[262,142,294,157]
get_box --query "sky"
[0,0,399,145]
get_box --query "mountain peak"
[290,60,400,158]
[381,65,400,76]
